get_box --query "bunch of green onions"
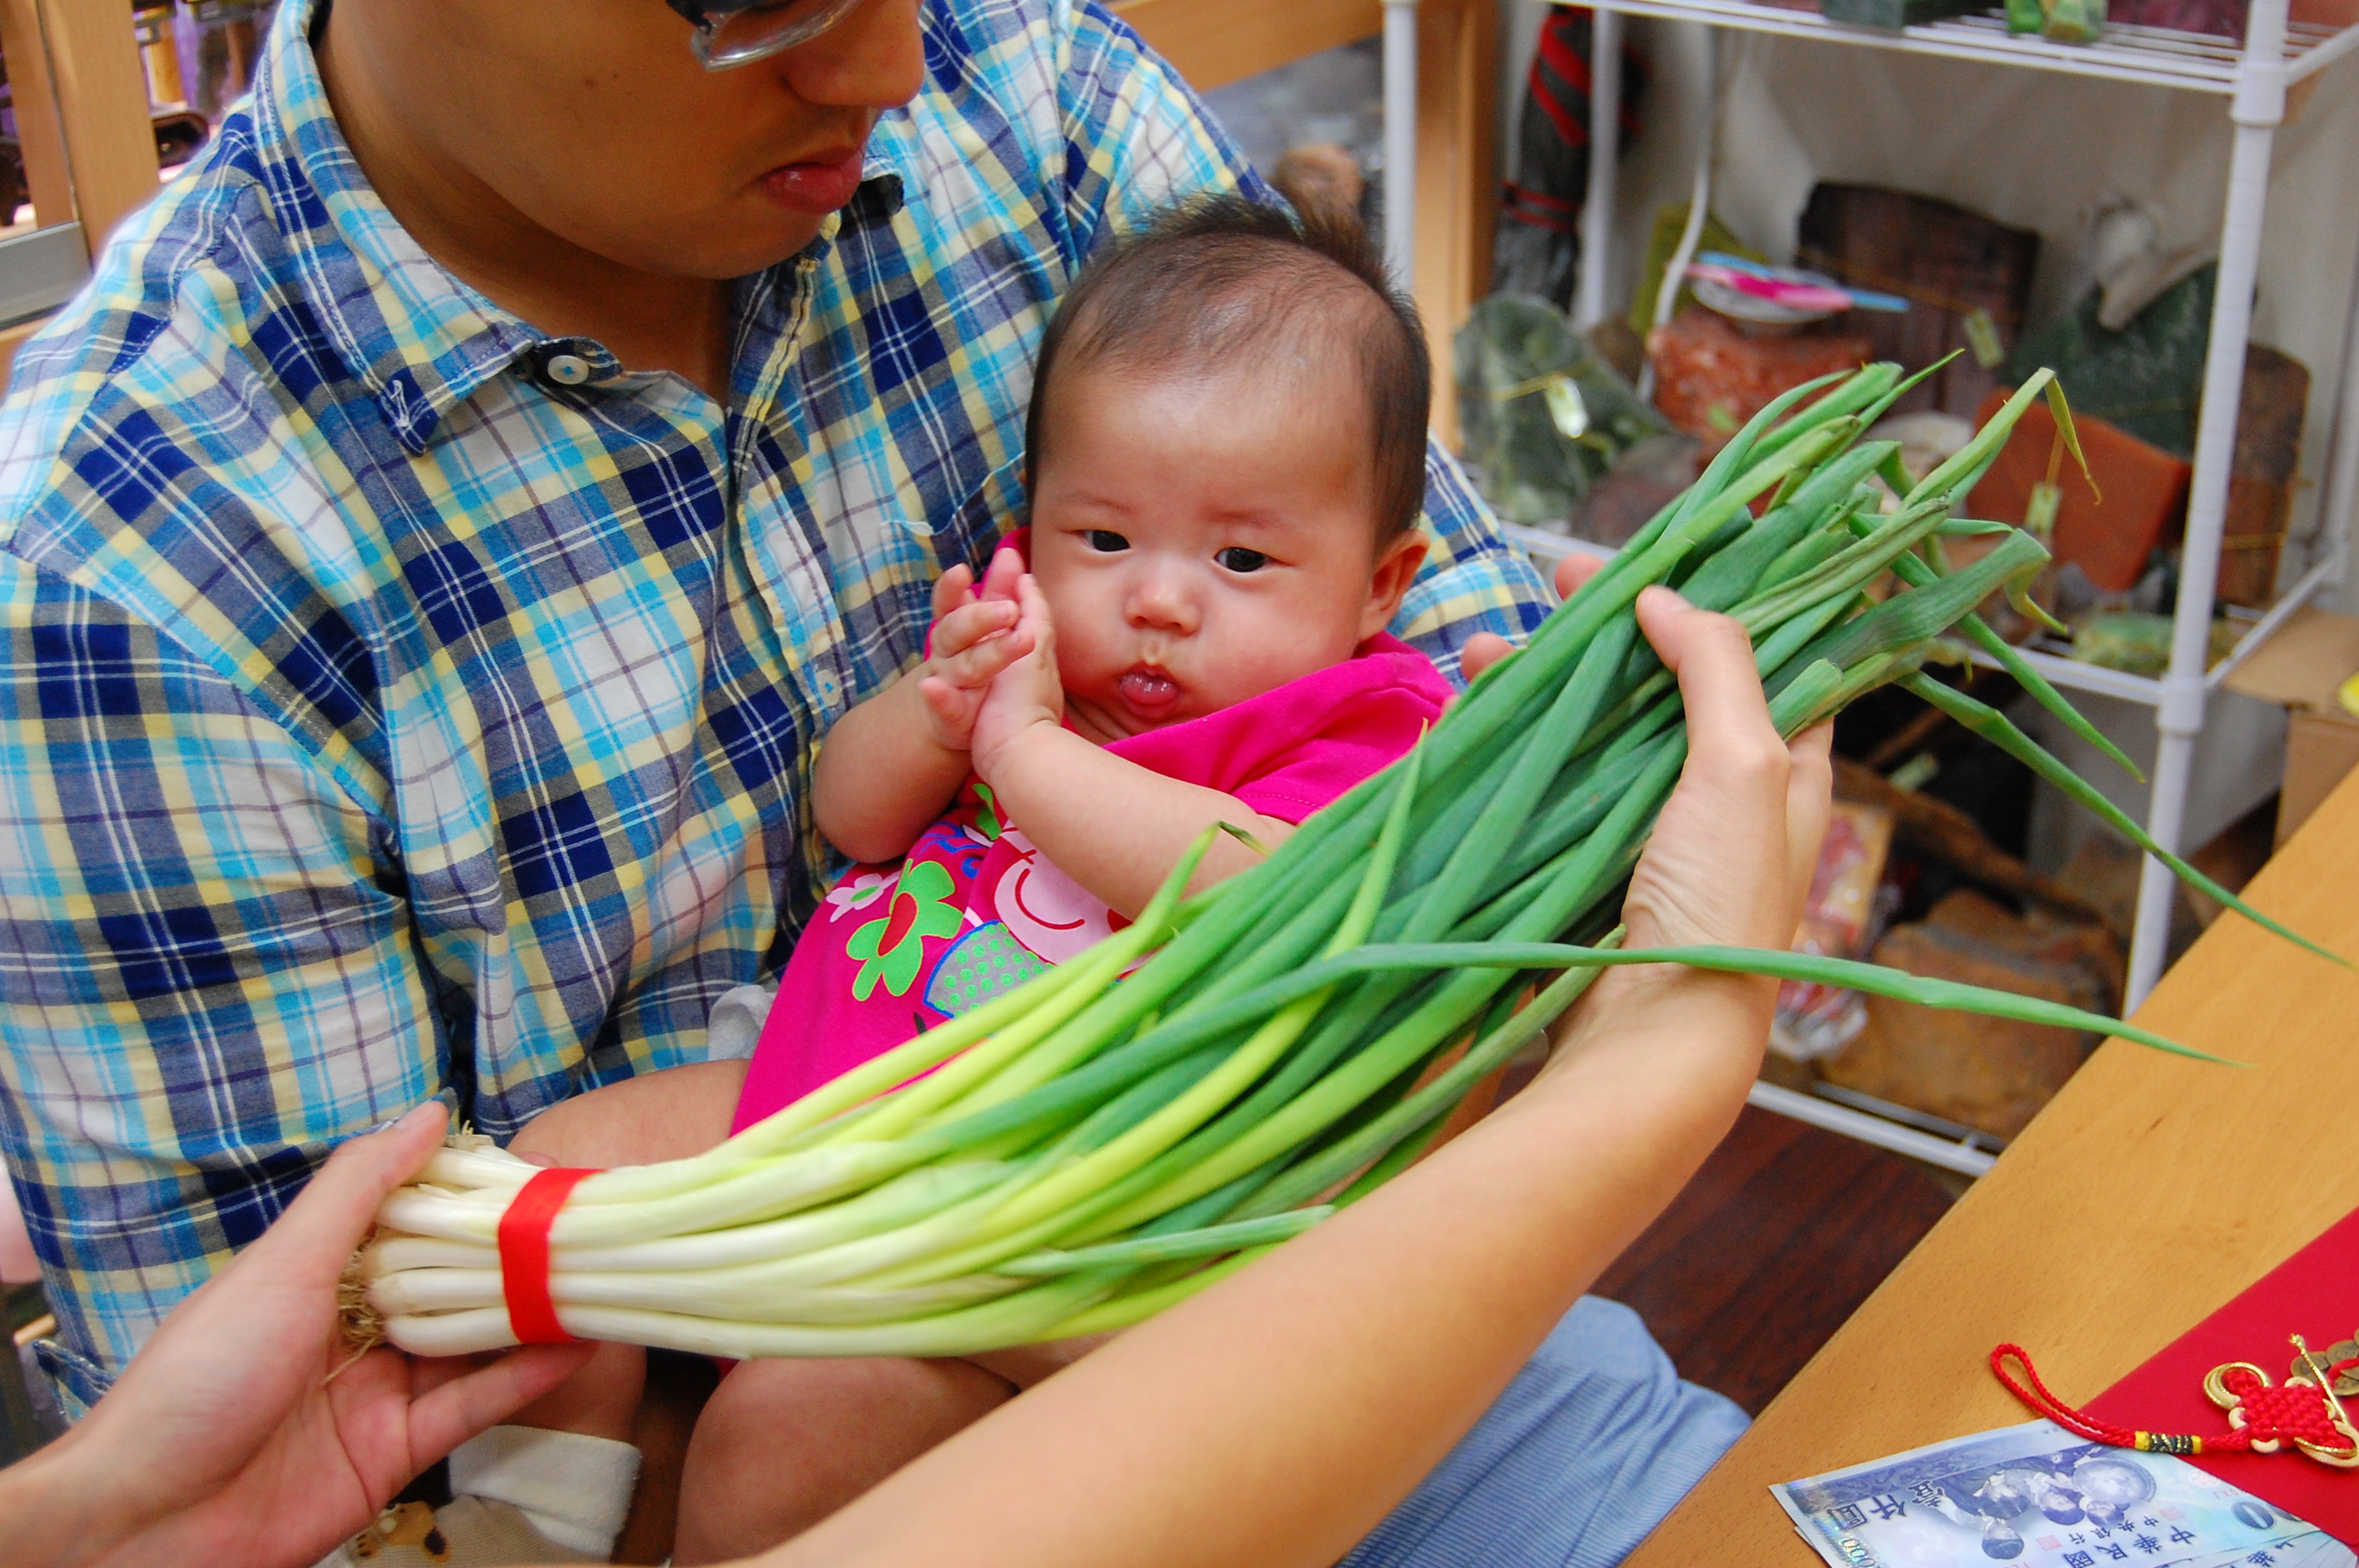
[361,364,2329,1360]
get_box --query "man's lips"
[1116,668,1183,722]
[760,144,867,216]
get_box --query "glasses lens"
[696,0,866,67]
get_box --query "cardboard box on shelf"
[1820,890,2121,1140]
[1968,390,2190,593]
[2218,607,2359,846]
[2281,712,2359,848]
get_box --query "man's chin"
[580,206,833,283]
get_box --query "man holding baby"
[0,1,1815,1563]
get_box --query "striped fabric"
[1341,1299,1747,1568]
[0,0,1550,1399]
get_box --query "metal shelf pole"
[1577,5,1624,328]
[1384,0,1422,288]
[1747,1082,1997,1177]
[2125,0,2291,1009]
[2313,195,2359,595]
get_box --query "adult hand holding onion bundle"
[0,1108,587,1568]
[353,365,2333,1364]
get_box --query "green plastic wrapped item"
[1455,294,1675,526]
[2070,611,2237,676]
[2070,612,2172,676]
[2044,0,2106,43]
[2005,0,2105,38]
[2004,267,2213,458]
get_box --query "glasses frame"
[663,0,867,70]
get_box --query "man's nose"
[776,0,925,112]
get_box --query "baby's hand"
[917,549,1033,753]
[971,572,1064,782]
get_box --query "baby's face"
[1029,361,1424,741]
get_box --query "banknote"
[1772,1417,2354,1568]
[2170,1534,2347,1568]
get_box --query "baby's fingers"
[978,543,1026,604]
[930,564,976,623]
[1013,572,1056,655]
[931,624,1036,691]
[919,674,976,735]
[930,597,1021,662]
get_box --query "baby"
[500,195,1455,1563]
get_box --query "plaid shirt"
[0,0,1549,1401]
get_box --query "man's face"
[365,0,925,280]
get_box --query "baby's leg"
[672,1355,1016,1565]
[450,1062,747,1557]
[509,1058,748,1169]
[670,1334,1118,1560]
[503,1058,748,1436]
[502,1058,747,1437]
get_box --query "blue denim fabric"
[1343,1299,1747,1568]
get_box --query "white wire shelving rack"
[1485,0,2359,1173]
[1550,0,2359,1019]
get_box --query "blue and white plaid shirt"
[0,0,1548,1402]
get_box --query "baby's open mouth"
[1116,667,1183,721]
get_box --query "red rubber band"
[498,1167,597,1345]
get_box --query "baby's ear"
[1358,531,1428,641]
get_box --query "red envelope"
[2081,1206,2359,1544]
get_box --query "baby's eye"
[1216,546,1270,573]
[1084,529,1130,554]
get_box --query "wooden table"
[1627,765,2359,1566]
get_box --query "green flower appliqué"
[845,861,965,1000]
[972,782,1005,843]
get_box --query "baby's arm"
[969,575,1292,920]
[815,553,1034,865]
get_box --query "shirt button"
[545,353,592,387]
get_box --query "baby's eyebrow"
[1202,507,1298,533]
[1052,488,1139,517]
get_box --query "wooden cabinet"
[0,0,163,390]
[1116,0,1498,445]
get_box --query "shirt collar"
[249,0,910,455]
[250,0,544,453]
[849,153,907,227]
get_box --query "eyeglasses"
[665,0,868,70]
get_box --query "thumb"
[1459,632,1514,684]
[246,1103,449,1294]
[980,545,1025,603]
[931,564,976,622]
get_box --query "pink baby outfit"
[729,634,1453,1131]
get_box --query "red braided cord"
[497,1167,598,1345]
[1992,1344,2359,1456]
[1990,1345,2146,1447]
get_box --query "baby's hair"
[1025,194,1430,543]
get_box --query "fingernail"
[396,1102,449,1131]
